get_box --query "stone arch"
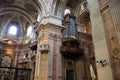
[0,55,12,67]
[51,0,65,17]
[0,50,14,59]
[0,7,33,36]
[0,13,29,37]
[34,0,47,15]
[0,7,33,23]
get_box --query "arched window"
[27,26,32,37]
[64,9,71,15]
[8,25,17,35]
[26,25,37,43]
[1,56,12,67]
[6,21,21,38]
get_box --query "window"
[24,53,28,59]
[64,9,71,15]
[8,25,17,35]
[27,26,32,37]
[6,21,21,38]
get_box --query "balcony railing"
[80,1,89,15]
[18,58,29,63]
[77,23,92,35]
[39,44,49,53]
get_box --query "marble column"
[34,23,63,80]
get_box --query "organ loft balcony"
[79,1,89,16]
[60,14,84,60]
[60,40,84,60]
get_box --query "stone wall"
[109,0,120,44]
[87,0,113,80]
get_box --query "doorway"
[66,70,74,80]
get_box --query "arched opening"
[64,9,71,15]
[27,26,32,38]
[6,21,21,38]
[1,56,12,67]
[26,25,37,43]
[8,25,17,35]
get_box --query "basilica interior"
[0,0,120,80]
